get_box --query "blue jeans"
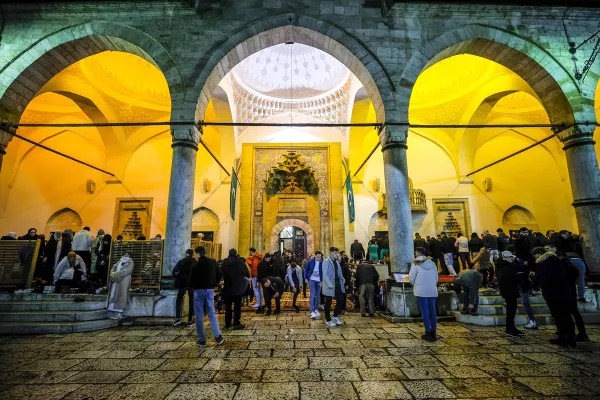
[570,258,586,299]
[462,289,479,311]
[193,289,221,343]
[252,277,262,305]
[309,280,321,313]
[417,296,437,333]
[520,289,535,321]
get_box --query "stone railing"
[410,189,427,212]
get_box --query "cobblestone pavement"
[1,312,600,399]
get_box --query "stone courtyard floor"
[1,312,600,399]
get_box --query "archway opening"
[279,226,307,261]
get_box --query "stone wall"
[1,1,599,127]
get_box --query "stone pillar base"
[386,284,457,317]
[125,290,190,319]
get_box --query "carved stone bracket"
[557,124,596,150]
[380,125,408,151]
[171,125,202,150]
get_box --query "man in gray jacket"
[322,247,345,328]
[454,269,483,316]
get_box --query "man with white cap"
[496,250,527,338]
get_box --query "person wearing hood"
[409,247,439,341]
[246,247,263,309]
[172,249,196,326]
[19,228,39,241]
[531,246,576,347]
[108,252,134,320]
[355,260,379,318]
[454,269,482,315]
[91,229,105,276]
[496,251,527,338]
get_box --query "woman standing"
[409,247,439,342]
[108,252,134,320]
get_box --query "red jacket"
[246,253,263,277]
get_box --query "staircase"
[0,293,118,334]
[453,289,600,326]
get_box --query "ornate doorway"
[279,226,307,260]
[270,218,315,256]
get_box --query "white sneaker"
[252,303,260,309]
[310,312,317,319]
[333,317,343,326]
[326,320,337,328]
[318,305,324,311]
[524,320,538,329]
[315,310,321,316]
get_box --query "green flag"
[345,172,355,224]
[230,168,239,221]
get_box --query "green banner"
[230,168,239,221]
[345,172,355,224]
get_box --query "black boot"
[431,330,437,341]
[265,309,271,316]
[421,332,435,342]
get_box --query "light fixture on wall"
[202,178,210,193]
[484,178,492,192]
[372,178,380,192]
[86,179,96,194]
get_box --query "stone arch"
[192,206,220,231]
[400,24,586,126]
[502,205,538,232]
[0,20,182,123]
[44,207,83,237]
[189,13,394,125]
[269,218,315,256]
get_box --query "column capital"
[380,125,408,151]
[557,124,596,150]
[171,124,202,151]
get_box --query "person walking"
[409,247,439,341]
[496,251,526,338]
[172,249,195,326]
[355,262,379,318]
[531,246,576,347]
[350,239,365,262]
[454,269,482,315]
[455,232,472,271]
[286,261,303,312]
[246,248,263,309]
[472,247,495,287]
[304,251,323,319]
[189,246,224,347]
[322,247,345,328]
[440,233,456,276]
[221,249,249,330]
[262,275,285,315]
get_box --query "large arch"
[269,218,315,256]
[400,25,587,125]
[0,20,182,123]
[189,13,395,125]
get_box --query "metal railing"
[108,240,163,290]
[410,189,427,212]
[0,239,41,288]
[190,239,223,261]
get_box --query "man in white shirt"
[53,252,87,293]
[304,251,323,319]
[72,227,93,274]
[455,232,473,271]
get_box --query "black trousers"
[324,286,344,322]
[568,300,586,335]
[434,254,448,274]
[481,268,494,286]
[176,287,194,321]
[224,295,243,327]
[264,287,281,311]
[54,279,72,293]
[547,300,575,339]
[303,280,307,298]
[504,296,518,333]
[458,252,472,270]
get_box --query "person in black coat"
[172,249,196,326]
[514,228,535,270]
[440,233,456,275]
[221,249,250,329]
[262,276,285,315]
[468,232,483,259]
[496,251,527,338]
[271,251,285,280]
[531,246,576,347]
[496,229,511,253]
[350,240,365,261]
[428,236,445,274]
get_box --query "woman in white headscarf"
[91,229,105,276]
[108,252,134,319]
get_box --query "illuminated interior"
[0,46,589,250]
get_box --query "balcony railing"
[410,189,427,212]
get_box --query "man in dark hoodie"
[496,250,527,338]
[531,246,576,347]
[221,249,250,330]
[496,228,511,254]
[255,253,272,314]
[482,230,499,261]
[172,249,196,326]
[262,275,285,315]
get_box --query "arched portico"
[269,218,315,256]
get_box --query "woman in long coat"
[108,253,134,319]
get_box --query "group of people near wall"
[409,226,590,346]
[349,236,390,263]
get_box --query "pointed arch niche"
[502,205,538,232]
[45,208,83,236]
[192,207,220,241]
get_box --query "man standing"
[322,247,345,328]
[189,246,224,347]
[514,227,538,330]
[72,227,93,274]
[305,251,323,319]
[172,249,195,326]
[440,233,456,276]
[246,248,263,309]
[428,236,445,273]
[496,228,511,254]
[221,249,249,330]
[483,230,499,261]
[414,233,427,252]
[496,250,526,338]
[455,233,472,270]
[350,239,365,262]
[355,262,379,318]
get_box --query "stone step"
[0,301,106,312]
[0,319,118,335]
[0,309,109,322]
[452,311,600,326]
[477,295,548,305]
[475,302,597,315]
[0,293,107,302]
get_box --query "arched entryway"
[270,218,314,256]
[278,226,307,261]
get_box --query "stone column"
[0,126,14,173]
[558,125,600,280]
[162,125,201,278]
[381,126,414,273]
